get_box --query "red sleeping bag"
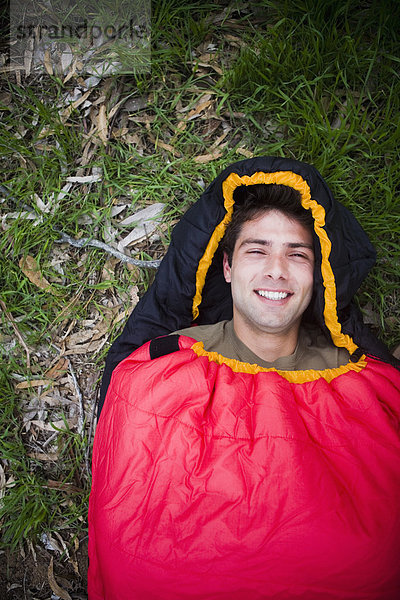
[88,337,400,599]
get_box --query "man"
[89,157,400,599]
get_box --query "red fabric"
[88,338,400,599]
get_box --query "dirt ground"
[0,537,88,599]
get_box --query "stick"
[0,184,163,269]
[54,230,162,268]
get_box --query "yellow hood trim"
[192,170,359,356]
[191,342,367,383]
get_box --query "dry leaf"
[66,175,102,183]
[152,138,180,156]
[24,38,34,77]
[61,89,93,123]
[97,105,108,144]
[28,452,59,461]
[45,358,68,380]
[128,114,155,124]
[19,255,52,292]
[60,48,73,74]
[63,57,78,84]
[66,329,94,348]
[16,379,54,390]
[194,150,223,164]
[31,418,78,431]
[48,557,72,600]
[42,532,64,554]
[187,98,214,121]
[111,127,129,139]
[64,338,108,355]
[210,131,230,150]
[101,258,117,281]
[195,61,223,75]
[117,203,164,249]
[0,463,5,499]
[46,480,83,494]
[393,345,400,360]
[90,320,112,342]
[236,147,254,158]
[175,120,187,133]
[44,49,54,76]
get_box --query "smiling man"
[89,158,400,600]
[223,196,315,360]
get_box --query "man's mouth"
[256,290,290,300]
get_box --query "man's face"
[223,209,314,341]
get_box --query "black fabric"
[98,156,398,417]
[149,335,180,360]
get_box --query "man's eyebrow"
[239,239,313,250]
[287,242,314,250]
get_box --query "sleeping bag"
[88,157,400,599]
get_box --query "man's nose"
[264,254,287,279]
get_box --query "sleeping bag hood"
[99,156,397,413]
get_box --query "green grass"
[1,0,399,560]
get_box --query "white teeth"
[257,290,288,300]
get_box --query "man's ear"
[222,252,232,283]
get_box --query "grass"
[0,0,399,586]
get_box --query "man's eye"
[290,252,309,259]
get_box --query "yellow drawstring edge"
[190,170,365,379]
[190,342,367,384]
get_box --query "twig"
[0,300,31,368]
[67,359,84,436]
[0,184,163,269]
[55,230,162,268]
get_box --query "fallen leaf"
[0,463,5,499]
[60,47,73,74]
[16,379,54,389]
[175,120,187,133]
[45,358,68,380]
[63,57,78,84]
[128,114,156,124]
[66,329,94,348]
[117,203,165,249]
[151,138,180,156]
[66,174,102,183]
[187,98,214,121]
[19,255,53,292]
[111,127,129,139]
[393,345,400,360]
[97,104,108,144]
[44,49,54,76]
[194,61,223,75]
[64,338,108,355]
[28,452,59,461]
[46,480,83,494]
[24,43,33,77]
[60,89,93,123]
[31,418,78,431]
[194,150,223,164]
[236,147,254,158]
[210,131,230,150]
[48,557,72,600]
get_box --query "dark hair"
[221,184,314,265]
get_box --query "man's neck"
[232,319,300,363]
